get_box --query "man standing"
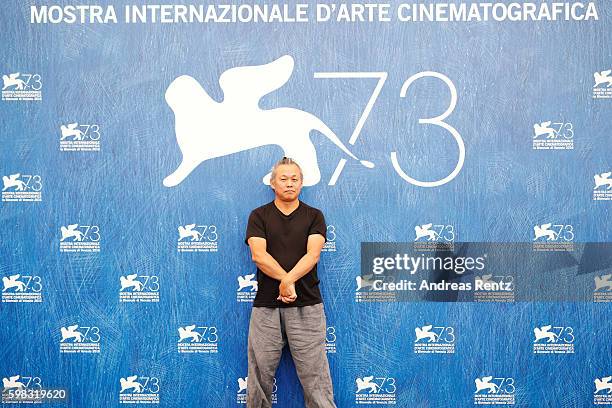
[245,157,336,408]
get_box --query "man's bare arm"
[284,234,325,283]
[247,237,287,281]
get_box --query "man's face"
[271,164,303,202]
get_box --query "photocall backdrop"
[1,1,611,407]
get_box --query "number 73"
[314,71,465,187]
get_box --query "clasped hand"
[277,275,297,303]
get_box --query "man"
[245,157,337,408]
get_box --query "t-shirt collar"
[272,200,301,217]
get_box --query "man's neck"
[273,197,300,215]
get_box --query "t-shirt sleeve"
[308,210,327,243]
[245,210,266,245]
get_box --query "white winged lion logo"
[163,55,373,187]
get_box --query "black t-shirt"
[245,200,327,308]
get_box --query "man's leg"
[282,303,337,408]
[247,306,285,408]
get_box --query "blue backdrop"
[1,1,611,407]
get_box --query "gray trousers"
[247,303,337,408]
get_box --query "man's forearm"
[253,252,288,281]
[286,253,319,283]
